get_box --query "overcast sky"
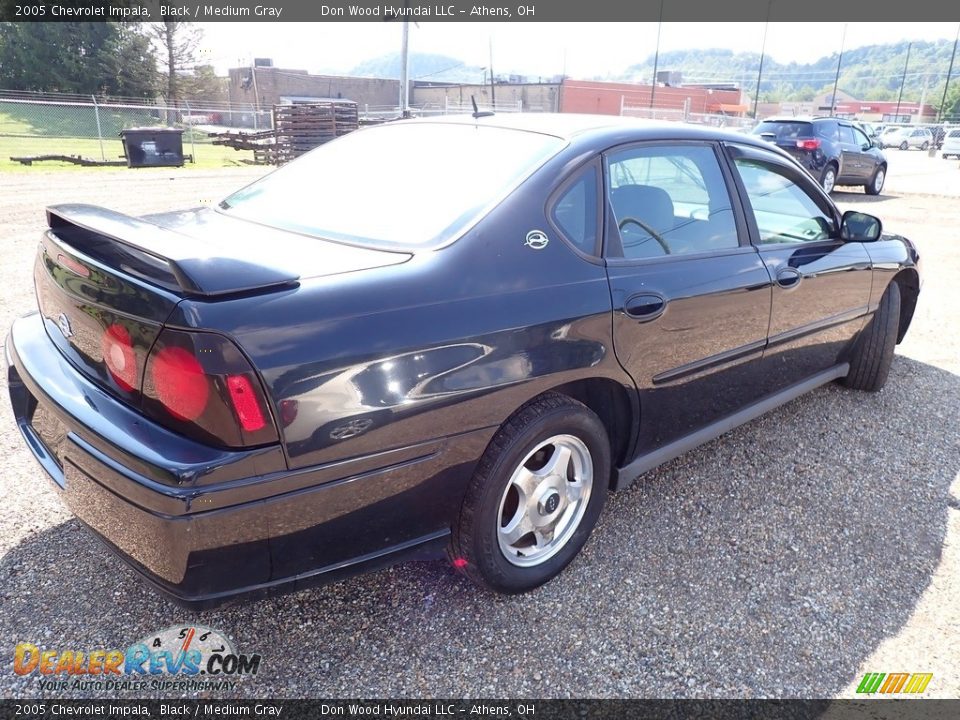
[200,22,959,79]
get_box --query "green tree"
[98,24,159,98]
[148,21,201,105]
[0,22,157,96]
[180,64,228,104]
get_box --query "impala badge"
[525,230,549,250]
[56,313,72,339]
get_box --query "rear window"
[752,121,814,142]
[220,123,566,250]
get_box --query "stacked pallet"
[272,101,358,163]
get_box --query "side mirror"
[841,210,882,242]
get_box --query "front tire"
[899,141,909,151]
[842,282,901,392]
[921,141,930,151]
[449,393,610,594]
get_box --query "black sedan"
[6,114,920,605]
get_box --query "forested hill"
[621,41,957,103]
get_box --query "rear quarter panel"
[168,153,634,472]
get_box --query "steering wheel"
[618,217,671,255]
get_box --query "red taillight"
[226,375,266,432]
[101,323,137,392]
[797,138,821,151]
[149,346,209,422]
[142,329,279,448]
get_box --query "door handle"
[775,268,802,289]
[624,293,666,322]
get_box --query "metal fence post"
[91,95,105,161]
[186,101,196,164]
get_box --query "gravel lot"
[0,156,957,700]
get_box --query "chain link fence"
[0,90,271,166]
[620,101,756,131]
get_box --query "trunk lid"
[36,204,411,403]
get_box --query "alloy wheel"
[497,434,593,567]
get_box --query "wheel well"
[544,378,635,476]
[892,269,919,344]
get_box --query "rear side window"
[839,125,856,144]
[949,130,960,138]
[753,122,813,141]
[552,166,598,255]
[816,121,839,142]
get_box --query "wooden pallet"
[272,101,358,163]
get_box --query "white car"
[941,129,960,159]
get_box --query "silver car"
[886,127,934,151]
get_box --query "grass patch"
[0,134,255,172]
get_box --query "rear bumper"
[7,313,491,607]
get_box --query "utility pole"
[399,21,410,117]
[753,5,771,119]
[938,23,959,121]
[650,0,663,110]
[895,42,912,121]
[830,24,847,117]
[489,37,496,108]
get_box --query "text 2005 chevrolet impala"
[7,115,920,605]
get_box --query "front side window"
[606,144,739,259]
[733,157,837,245]
[852,127,871,148]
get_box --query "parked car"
[6,115,920,605]
[856,121,880,143]
[942,128,960,158]
[876,126,903,149]
[884,126,933,150]
[752,116,888,194]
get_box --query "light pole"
[895,42,912,122]
[650,0,663,111]
[753,6,771,119]
[830,24,847,117]
[938,23,960,122]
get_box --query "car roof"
[397,112,764,148]
[759,116,817,123]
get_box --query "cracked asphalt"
[0,153,957,699]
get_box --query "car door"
[603,141,773,452]
[850,124,880,179]
[837,123,866,181]
[725,143,874,389]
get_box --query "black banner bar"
[2,700,959,720]
[0,0,958,23]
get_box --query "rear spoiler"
[45,204,299,297]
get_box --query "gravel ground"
[0,163,957,699]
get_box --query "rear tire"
[899,141,909,151]
[820,164,837,194]
[842,282,901,392]
[921,141,930,151]
[449,393,610,594]
[865,165,886,196]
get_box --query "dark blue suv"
[752,117,888,195]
